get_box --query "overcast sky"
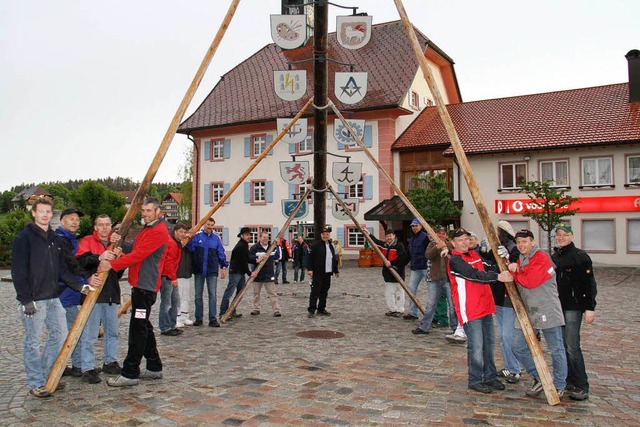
[1,0,638,192]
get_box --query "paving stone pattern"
[0,265,639,426]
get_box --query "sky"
[1,0,638,192]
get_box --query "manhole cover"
[296,329,345,339]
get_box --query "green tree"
[42,183,70,210]
[406,174,460,227]
[518,180,579,254]
[0,191,16,213]
[0,209,31,266]
[69,181,127,236]
[178,145,193,224]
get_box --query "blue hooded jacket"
[187,229,229,276]
[56,226,87,307]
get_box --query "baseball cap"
[60,208,84,220]
[410,219,420,226]
[434,225,445,232]
[452,228,470,238]
[321,225,332,233]
[555,223,573,234]
[515,229,535,239]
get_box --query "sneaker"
[71,366,82,377]
[232,313,242,318]
[412,327,429,335]
[29,386,52,398]
[317,310,331,316]
[505,373,521,384]
[251,310,260,315]
[525,379,544,397]
[107,375,139,387]
[274,311,282,317]
[445,333,467,344]
[193,319,203,326]
[182,318,194,326]
[469,383,492,394]
[161,328,182,336]
[102,362,122,375]
[62,366,73,377]
[175,320,185,328]
[484,379,505,391]
[283,281,290,284]
[139,369,163,380]
[209,319,221,327]
[55,382,66,392]
[569,388,589,401]
[498,368,510,378]
[402,314,419,320]
[308,312,315,318]
[385,311,396,317]
[557,389,566,400]
[565,384,576,393]
[82,369,102,384]
[392,312,403,318]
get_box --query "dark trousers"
[122,287,162,379]
[308,273,332,313]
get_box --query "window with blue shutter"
[224,183,230,205]
[224,139,231,159]
[204,140,211,161]
[244,137,251,157]
[364,125,373,148]
[364,175,373,200]
[266,181,273,203]
[204,184,210,205]
[266,135,274,156]
[244,182,251,203]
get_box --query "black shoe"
[385,311,396,317]
[484,379,505,391]
[274,280,278,284]
[251,310,260,315]
[308,312,315,318]
[317,310,331,316]
[431,322,448,329]
[402,314,419,320]
[102,362,122,375]
[283,281,290,284]
[569,388,589,401]
[209,319,221,327]
[412,327,429,335]
[469,383,493,394]
[193,319,203,326]
[233,312,243,318]
[71,366,82,377]
[274,311,282,317]
[392,312,403,318]
[62,366,73,377]
[81,369,102,384]
[161,329,181,336]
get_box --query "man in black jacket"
[12,198,99,398]
[249,232,282,317]
[220,227,256,319]
[552,224,597,401]
[307,226,339,318]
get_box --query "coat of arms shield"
[280,161,310,185]
[332,198,359,220]
[334,72,368,105]
[332,162,362,187]
[333,119,364,147]
[282,199,308,219]
[336,15,372,50]
[277,118,308,145]
[274,70,307,101]
[270,14,306,50]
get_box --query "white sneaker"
[182,318,194,326]
[175,320,185,328]
[445,333,467,344]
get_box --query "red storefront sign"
[495,195,640,214]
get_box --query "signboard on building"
[280,161,310,185]
[336,15,372,50]
[495,195,640,214]
[332,162,362,187]
[277,118,308,145]
[334,72,367,105]
[282,199,308,219]
[332,198,359,220]
[274,70,307,101]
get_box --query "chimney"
[626,49,640,103]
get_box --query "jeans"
[194,274,218,321]
[495,305,521,375]
[275,260,288,282]
[19,298,67,389]
[417,279,458,332]
[407,269,428,317]
[80,302,119,372]
[64,305,82,368]
[563,310,589,392]
[220,273,246,316]
[159,278,180,332]
[463,314,497,387]
[177,277,192,319]
[293,262,306,282]
[122,288,162,379]
[512,325,568,390]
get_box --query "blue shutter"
[364,175,373,200]
[364,125,373,148]
[337,139,345,151]
[224,183,230,205]
[222,228,229,246]
[224,139,231,159]
[266,135,274,156]
[266,181,273,203]
[338,185,345,197]
[244,182,251,203]
[244,137,251,157]
[289,183,295,198]
[289,143,296,154]
[272,227,279,239]
[204,184,210,205]
[337,227,344,247]
[367,226,374,236]
[204,140,211,161]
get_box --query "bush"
[0,210,32,267]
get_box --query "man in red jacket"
[99,197,169,387]
[448,228,513,394]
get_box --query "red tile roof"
[393,83,640,154]
[179,21,456,132]
[163,192,182,204]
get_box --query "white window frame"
[211,182,224,203]
[500,162,527,190]
[581,157,613,187]
[347,226,365,247]
[298,128,313,153]
[252,180,266,204]
[582,219,616,252]
[628,219,640,253]
[212,139,224,160]
[348,175,364,199]
[252,135,266,157]
[540,159,569,187]
[627,155,640,184]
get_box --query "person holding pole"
[12,198,101,398]
[219,227,256,319]
[402,219,430,320]
[307,226,339,318]
[447,228,513,394]
[76,214,124,384]
[249,232,282,317]
[292,235,310,283]
[101,197,169,387]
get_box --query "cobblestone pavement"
[1,264,639,426]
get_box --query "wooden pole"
[45,0,242,393]
[393,0,559,405]
[220,186,313,323]
[118,97,314,318]
[327,184,424,315]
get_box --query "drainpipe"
[187,134,199,227]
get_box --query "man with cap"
[447,227,513,394]
[402,219,430,320]
[307,226,339,318]
[361,226,409,317]
[219,227,257,319]
[249,232,282,317]
[508,229,568,398]
[552,224,597,401]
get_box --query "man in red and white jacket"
[447,228,513,394]
[99,197,169,387]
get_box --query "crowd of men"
[12,198,596,402]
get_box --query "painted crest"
[282,199,308,219]
[332,198,360,220]
[280,161,310,185]
[334,72,368,105]
[332,162,362,187]
[270,15,306,50]
[277,118,308,145]
[336,15,372,50]
[274,70,307,101]
[333,119,364,147]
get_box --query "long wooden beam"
[45,0,242,393]
[393,0,559,405]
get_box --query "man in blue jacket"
[12,198,100,398]
[403,219,429,320]
[186,217,228,327]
